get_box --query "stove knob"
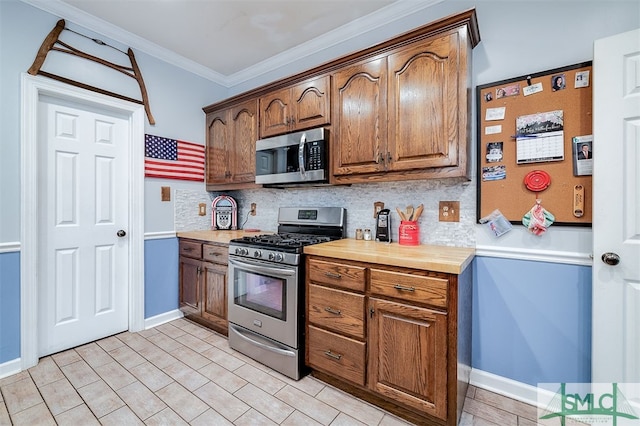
[235,248,242,255]
[268,253,275,261]
[253,250,262,258]
[275,253,284,262]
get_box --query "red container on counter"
[398,221,419,245]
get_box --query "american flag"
[144,134,205,181]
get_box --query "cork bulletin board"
[476,61,593,227]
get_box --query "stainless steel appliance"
[227,206,346,380]
[212,195,237,230]
[255,128,328,185]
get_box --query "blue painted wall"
[473,256,592,386]
[0,239,179,363]
[0,252,20,363]
[144,238,179,319]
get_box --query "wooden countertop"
[176,229,268,245]
[304,239,474,274]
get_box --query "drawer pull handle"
[207,252,219,256]
[324,272,342,279]
[324,350,342,360]
[324,307,341,316]
[394,284,415,292]
[183,247,194,252]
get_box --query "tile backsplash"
[175,178,476,247]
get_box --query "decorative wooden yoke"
[28,19,155,125]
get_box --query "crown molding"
[225,0,444,87]
[21,0,443,88]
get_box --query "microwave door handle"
[229,258,296,277]
[298,132,306,178]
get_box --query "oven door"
[228,256,299,348]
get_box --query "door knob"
[601,252,620,266]
[117,230,127,237]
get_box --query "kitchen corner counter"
[304,239,475,274]
[176,229,265,245]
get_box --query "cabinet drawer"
[179,240,202,259]
[203,243,228,264]
[308,325,365,386]
[308,258,366,292]
[370,268,448,308]
[308,284,365,339]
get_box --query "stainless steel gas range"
[227,207,346,380]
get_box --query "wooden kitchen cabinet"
[332,57,388,176]
[203,10,478,187]
[386,33,463,173]
[205,99,259,190]
[368,297,448,421]
[178,239,229,335]
[332,28,474,185]
[179,255,201,316]
[306,252,471,425]
[259,75,330,138]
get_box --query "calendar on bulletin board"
[476,62,593,227]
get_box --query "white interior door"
[37,95,130,356]
[592,28,640,383]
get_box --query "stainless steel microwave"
[255,128,328,185]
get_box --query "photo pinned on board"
[551,73,566,91]
[496,83,520,99]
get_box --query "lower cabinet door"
[308,325,366,386]
[179,256,201,315]
[201,261,228,331]
[368,298,448,420]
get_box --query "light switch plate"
[161,186,170,202]
[439,201,460,222]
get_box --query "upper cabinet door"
[229,99,258,184]
[206,99,260,190]
[259,76,331,139]
[259,88,291,138]
[387,33,459,172]
[292,75,331,132]
[332,57,388,176]
[206,110,229,185]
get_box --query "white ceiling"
[23,0,442,87]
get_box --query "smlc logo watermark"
[538,383,640,425]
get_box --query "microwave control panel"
[307,141,325,170]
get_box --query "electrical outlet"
[198,203,206,216]
[439,201,460,222]
[250,203,257,216]
[374,201,384,218]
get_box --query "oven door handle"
[229,258,296,277]
[298,132,306,179]
[229,324,296,357]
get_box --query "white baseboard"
[0,358,22,379]
[144,309,184,329]
[470,368,542,408]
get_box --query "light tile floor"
[0,318,538,425]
